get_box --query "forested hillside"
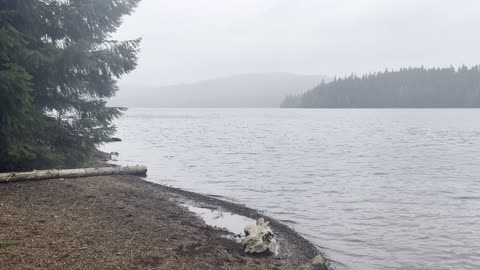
[281,66,480,108]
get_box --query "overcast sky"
[114,0,480,86]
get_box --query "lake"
[103,108,480,270]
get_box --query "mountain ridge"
[110,72,328,108]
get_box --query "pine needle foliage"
[0,0,141,171]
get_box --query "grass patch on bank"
[0,242,19,248]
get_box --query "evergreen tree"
[0,0,141,171]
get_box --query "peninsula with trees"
[281,66,480,108]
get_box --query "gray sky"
[114,0,480,86]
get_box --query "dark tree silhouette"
[281,66,480,108]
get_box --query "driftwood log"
[0,166,147,183]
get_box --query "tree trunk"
[0,166,147,183]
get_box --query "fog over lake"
[115,0,480,87]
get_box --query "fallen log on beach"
[0,166,147,183]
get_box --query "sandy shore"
[0,175,328,270]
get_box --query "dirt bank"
[0,175,328,270]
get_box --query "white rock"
[312,255,326,266]
[241,217,278,254]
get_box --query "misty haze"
[111,73,328,108]
[1,1,480,270]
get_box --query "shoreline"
[0,174,329,269]
[156,181,329,268]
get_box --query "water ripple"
[103,108,480,270]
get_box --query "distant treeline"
[281,66,480,108]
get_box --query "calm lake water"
[104,108,480,270]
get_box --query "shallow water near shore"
[181,203,254,236]
[103,108,480,270]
